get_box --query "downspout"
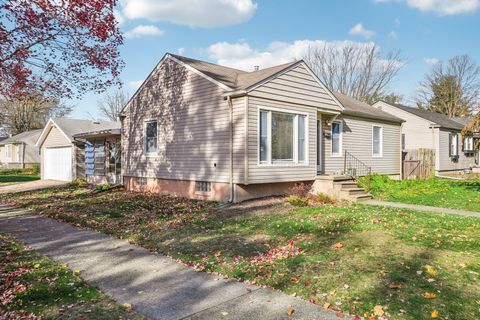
[227,95,235,203]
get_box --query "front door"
[317,118,323,173]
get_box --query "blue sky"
[70,0,480,119]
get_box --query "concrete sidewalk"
[0,179,66,194]
[364,199,480,218]
[0,204,343,320]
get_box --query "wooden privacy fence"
[402,148,435,179]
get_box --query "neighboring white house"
[0,129,42,169]
[373,101,477,174]
[36,118,120,181]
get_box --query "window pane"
[373,126,381,155]
[259,111,268,162]
[332,122,341,155]
[146,122,157,153]
[298,115,306,162]
[272,112,294,161]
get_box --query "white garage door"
[44,147,73,181]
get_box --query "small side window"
[145,121,158,154]
[137,177,147,186]
[449,133,459,157]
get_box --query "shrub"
[287,183,312,198]
[314,193,335,204]
[287,196,309,207]
[358,174,390,193]
[0,166,39,175]
[94,184,113,192]
[68,179,88,187]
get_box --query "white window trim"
[464,136,474,152]
[372,125,383,158]
[144,119,158,157]
[5,144,11,159]
[257,106,309,167]
[330,120,343,158]
[450,133,459,157]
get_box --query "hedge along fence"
[0,166,40,175]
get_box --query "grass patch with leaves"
[0,233,142,319]
[2,185,480,319]
[360,174,480,212]
[0,173,40,185]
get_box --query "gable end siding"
[122,58,245,184]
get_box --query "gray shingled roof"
[388,103,464,130]
[170,53,299,90]
[333,93,404,123]
[0,129,42,145]
[52,118,120,142]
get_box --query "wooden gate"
[403,148,435,179]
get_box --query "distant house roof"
[385,103,464,130]
[36,118,121,146]
[333,93,404,123]
[0,129,42,146]
[169,53,299,91]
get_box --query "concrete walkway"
[0,179,66,194]
[364,199,480,218]
[0,204,342,320]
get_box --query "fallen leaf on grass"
[323,302,331,309]
[287,307,294,316]
[374,305,384,317]
[431,309,439,318]
[221,311,229,316]
[331,242,343,249]
[122,303,132,310]
[426,265,437,277]
[214,251,222,257]
[388,283,402,289]
[423,292,437,299]
[73,269,81,274]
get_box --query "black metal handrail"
[343,150,372,189]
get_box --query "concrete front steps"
[311,175,372,202]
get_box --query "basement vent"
[195,181,211,193]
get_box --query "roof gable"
[376,101,464,130]
[0,129,42,146]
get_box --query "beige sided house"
[0,129,42,168]
[373,101,477,174]
[36,118,120,182]
[121,53,403,203]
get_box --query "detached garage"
[36,118,120,182]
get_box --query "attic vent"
[254,65,259,71]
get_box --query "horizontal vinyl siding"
[123,58,241,183]
[41,126,71,148]
[437,129,476,171]
[323,115,401,175]
[249,65,342,111]
[375,102,435,149]
[247,97,317,184]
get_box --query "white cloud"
[375,0,480,15]
[114,10,126,27]
[349,23,375,39]
[388,31,398,39]
[122,0,257,28]
[206,39,386,71]
[124,25,165,39]
[424,58,440,65]
[178,48,186,55]
[128,80,144,90]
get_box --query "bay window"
[259,109,307,164]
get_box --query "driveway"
[0,179,66,194]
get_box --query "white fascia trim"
[35,118,72,147]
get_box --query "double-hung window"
[464,136,474,153]
[259,109,307,164]
[372,126,383,157]
[449,133,458,157]
[145,121,158,155]
[331,121,342,157]
[5,145,11,158]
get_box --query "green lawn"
[1,186,479,320]
[0,173,40,185]
[360,175,480,212]
[0,233,142,319]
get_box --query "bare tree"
[417,55,480,117]
[97,90,129,121]
[0,93,72,135]
[304,42,404,104]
